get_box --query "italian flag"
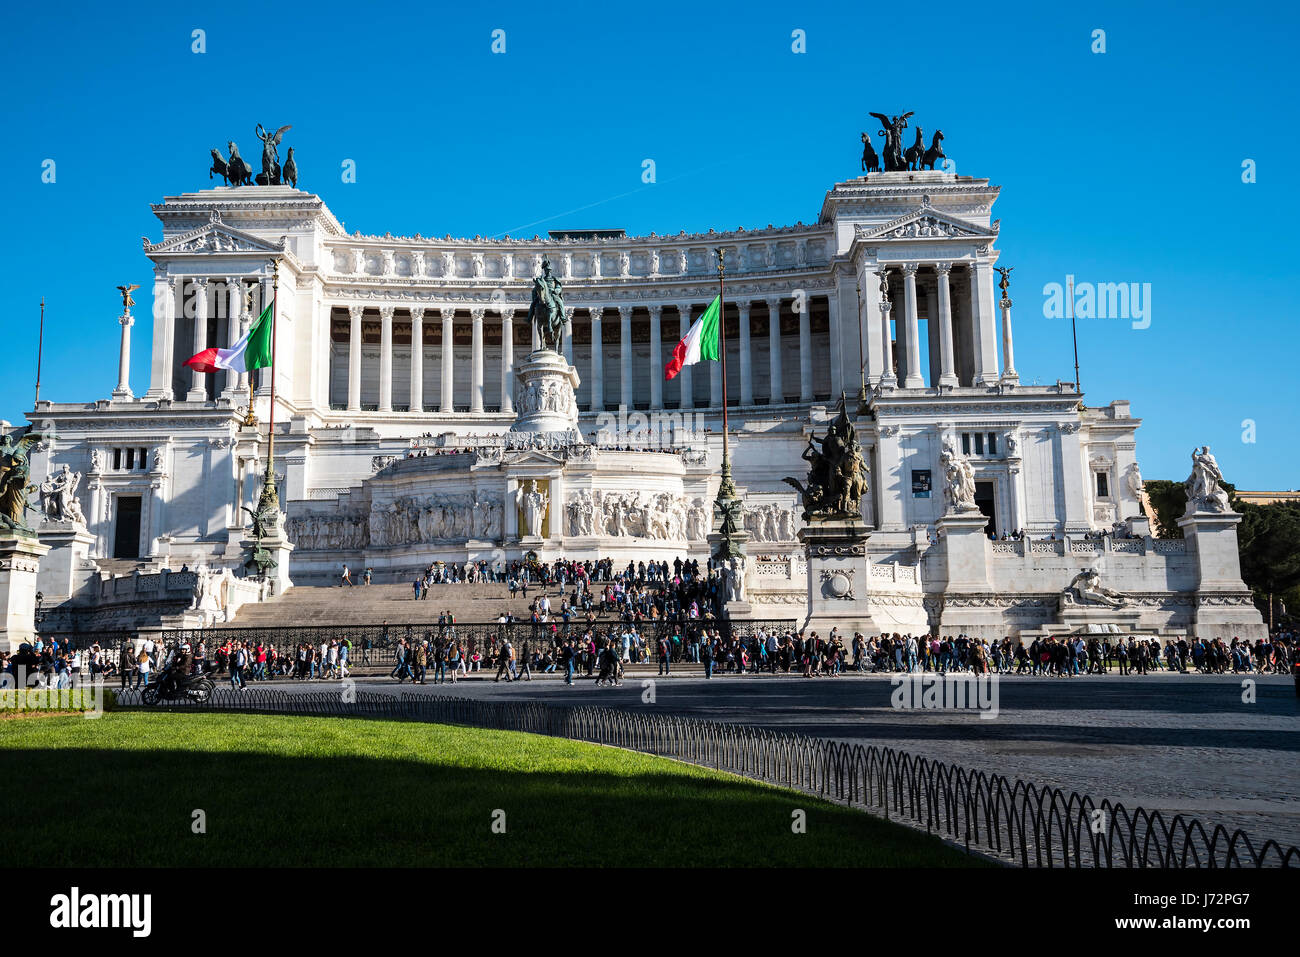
[184,300,274,374]
[664,295,720,380]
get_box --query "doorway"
[113,495,142,559]
[974,481,997,536]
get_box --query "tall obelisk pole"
[259,258,281,518]
[708,248,748,566]
[716,248,731,494]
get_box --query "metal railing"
[112,687,1299,869]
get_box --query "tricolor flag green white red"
[184,300,274,375]
[664,295,720,380]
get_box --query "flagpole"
[715,248,730,478]
[258,258,281,517]
[35,297,45,406]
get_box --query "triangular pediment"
[143,211,285,256]
[857,207,997,242]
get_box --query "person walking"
[120,641,136,690]
[412,639,427,684]
[341,563,354,587]
[230,641,248,691]
[495,637,515,683]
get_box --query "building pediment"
[143,210,286,257]
[856,207,997,242]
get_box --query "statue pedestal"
[935,510,991,590]
[799,519,876,635]
[506,350,582,448]
[243,522,294,598]
[36,522,97,601]
[934,510,1000,638]
[0,534,50,653]
[1176,509,1266,641]
[1058,600,1144,634]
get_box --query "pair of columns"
[866,261,1006,389]
[145,274,267,403]
[347,306,516,414]
[584,295,815,412]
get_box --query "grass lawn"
[0,712,987,867]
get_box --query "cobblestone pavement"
[269,670,1300,850]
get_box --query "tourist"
[340,563,354,587]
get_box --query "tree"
[1143,480,1186,538]
[1236,501,1300,622]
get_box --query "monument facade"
[14,125,1266,641]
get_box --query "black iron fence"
[110,686,1298,869]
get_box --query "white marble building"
[19,166,1265,640]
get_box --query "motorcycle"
[141,670,215,706]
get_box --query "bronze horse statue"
[209,148,229,185]
[860,132,880,173]
[225,142,252,186]
[904,127,926,171]
[923,130,946,171]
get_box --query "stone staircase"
[226,582,571,627]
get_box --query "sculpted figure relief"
[38,463,86,525]
[1183,445,1231,514]
[743,502,800,542]
[516,481,549,538]
[1064,566,1127,608]
[527,259,566,352]
[941,441,978,512]
[0,431,41,533]
[783,402,870,522]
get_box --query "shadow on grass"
[1,745,985,868]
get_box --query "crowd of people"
[355,622,1300,685]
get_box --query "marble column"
[935,263,959,387]
[255,277,272,396]
[1000,289,1019,383]
[562,314,573,364]
[826,294,843,398]
[590,307,604,412]
[877,270,897,388]
[378,305,394,412]
[500,309,514,414]
[798,294,813,402]
[766,297,782,404]
[737,300,753,406]
[971,262,1000,385]
[440,307,455,412]
[222,277,242,397]
[648,304,663,409]
[236,302,250,395]
[470,307,485,413]
[902,264,924,388]
[145,270,176,400]
[409,307,424,412]
[619,304,633,410]
[113,313,134,399]
[186,278,208,401]
[678,304,693,410]
[347,305,362,412]
[531,316,541,353]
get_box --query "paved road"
[263,670,1300,849]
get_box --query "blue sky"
[2,0,1297,487]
